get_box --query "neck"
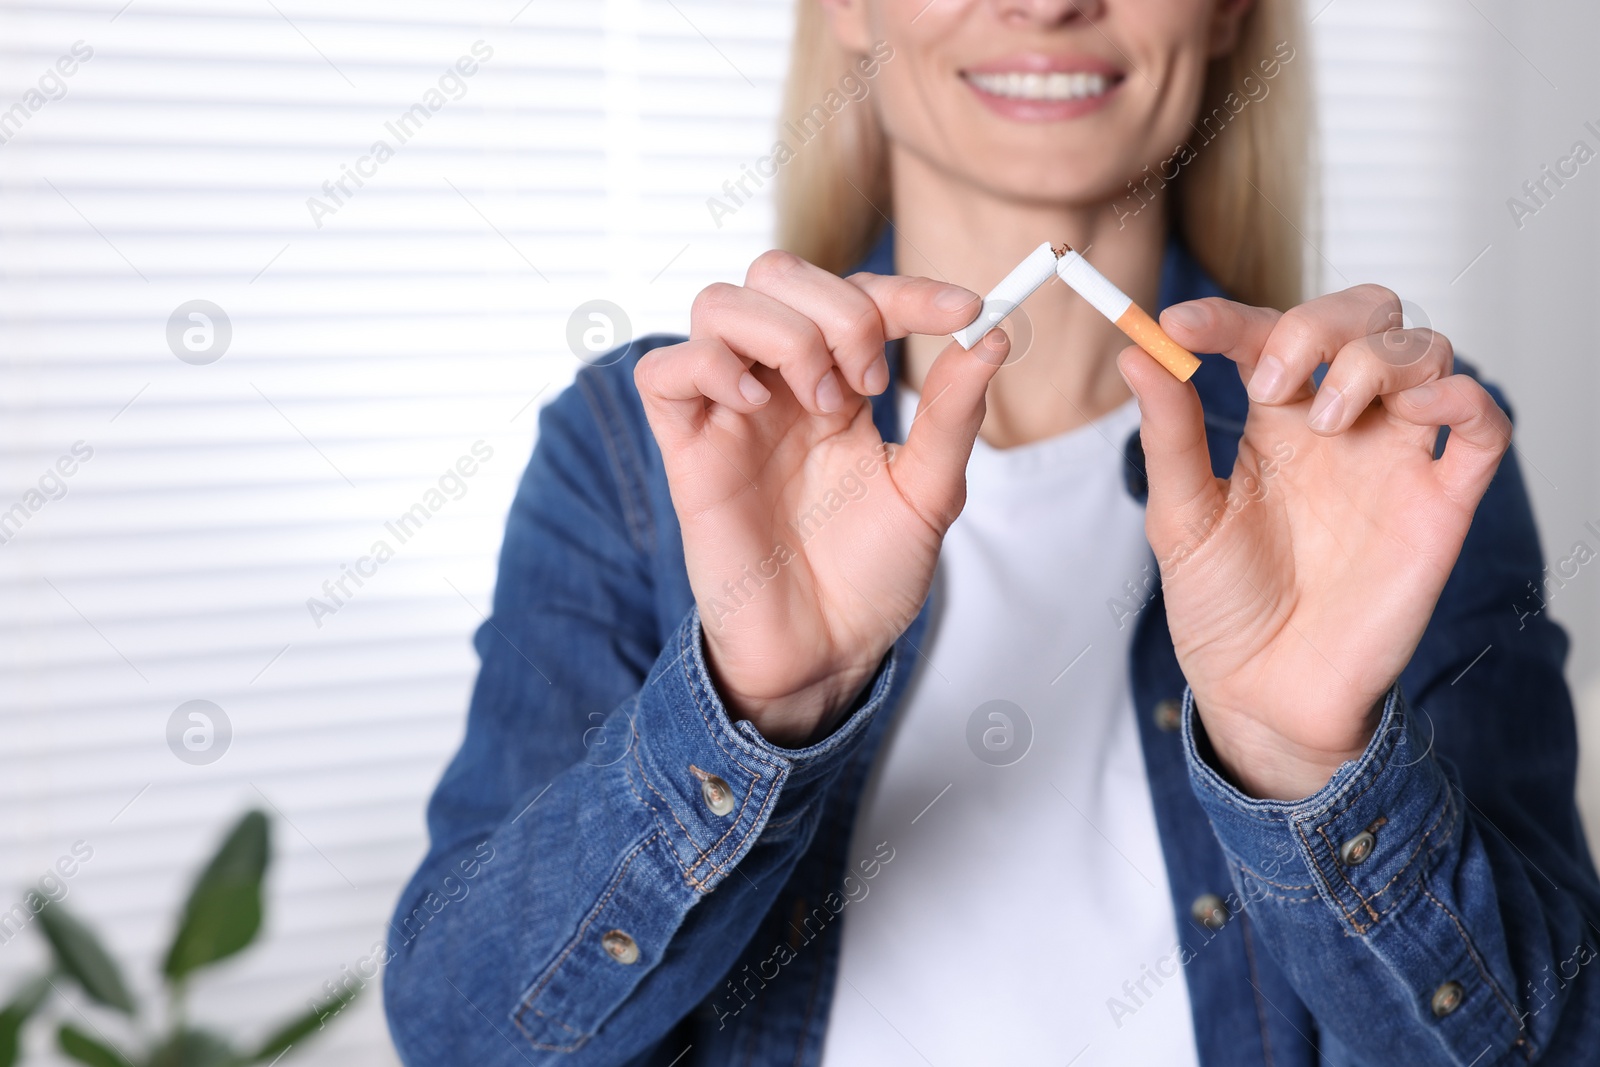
[891,148,1170,449]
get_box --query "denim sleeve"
[1184,435,1600,1065]
[382,366,899,1066]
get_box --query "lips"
[964,70,1113,102]
[960,55,1125,120]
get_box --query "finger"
[1308,327,1453,435]
[846,272,984,341]
[689,282,847,417]
[1388,374,1512,507]
[1159,297,1285,394]
[1117,344,1226,553]
[1246,284,1403,405]
[635,337,771,440]
[892,329,1009,532]
[744,250,909,398]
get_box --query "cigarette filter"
[1054,246,1201,382]
[951,241,1059,349]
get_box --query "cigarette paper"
[951,241,1059,349]
[1055,246,1201,382]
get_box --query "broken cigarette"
[948,241,1202,383]
[1053,243,1201,382]
[950,241,1059,350]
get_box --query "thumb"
[893,329,1010,531]
[1118,344,1225,556]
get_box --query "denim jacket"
[383,230,1600,1066]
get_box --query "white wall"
[1,2,1596,1064]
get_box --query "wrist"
[729,673,876,748]
[1191,692,1385,801]
[703,641,884,749]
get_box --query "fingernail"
[1118,362,1142,401]
[1307,384,1344,433]
[969,328,1005,366]
[815,370,844,413]
[1249,355,1288,403]
[1405,381,1438,404]
[1163,303,1206,332]
[863,355,889,394]
[935,285,979,312]
[738,370,770,405]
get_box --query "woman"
[383,0,1600,1063]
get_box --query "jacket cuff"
[1183,683,1454,929]
[1183,686,1525,1058]
[622,605,897,888]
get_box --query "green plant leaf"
[37,905,136,1014]
[1,974,51,1018]
[0,973,53,1067]
[57,1023,136,1067]
[246,984,360,1064]
[146,1029,235,1067]
[163,810,270,983]
[0,1013,20,1067]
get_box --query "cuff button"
[1153,698,1183,733]
[602,929,640,964]
[1431,980,1464,1017]
[701,774,735,817]
[1339,830,1376,866]
[1191,893,1230,931]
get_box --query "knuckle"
[746,248,804,288]
[1190,296,1235,320]
[1355,282,1401,311]
[1273,309,1323,360]
[690,282,741,323]
[1368,328,1433,371]
[1422,328,1455,368]
[826,300,884,361]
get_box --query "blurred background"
[2,0,1597,1063]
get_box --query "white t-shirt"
[817,383,1199,1067]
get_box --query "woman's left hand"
[1119,285,1512,801]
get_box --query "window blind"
[0,2,790,1063]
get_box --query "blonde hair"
[775,2,1313,312]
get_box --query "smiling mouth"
[962,70,1119,102]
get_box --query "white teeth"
[965,70,1110,101]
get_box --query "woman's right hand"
[635,250,1007,747]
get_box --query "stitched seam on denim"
[1330,810,1471,929]
[522,1034,589,1053]
[1233,864,1317,892]
[761,808,806,835]
[1194,690,1405,827]
[677,619,789,884]
[1295,818,1367,931]
[684,762,784,890]
[1239,913,1277,1067]
[622,621,779,883]
[576,371,653,556]
[511,830,661,1049]
[1316,787,1456,927]
[1292,710,1414,927]
[1239,885,1322,905]
[682,611,787,778]
[625,736,699,873]
[1418,882,1530,1049]
[1298,698,1407,824]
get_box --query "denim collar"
[853,225,1248,500]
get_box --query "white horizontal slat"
[1,1,788,1063]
